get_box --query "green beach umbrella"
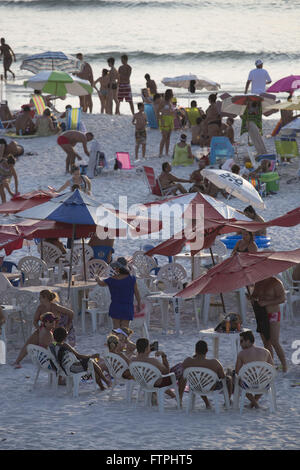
[24,70,93,96]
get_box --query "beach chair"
[183,367,230,414]
[233,361,277,414]
[144,103,158,129]
[275,137,299,162]
[56,350,97,398]
[104,352,135,402]
[116,152,136,172]
[142,166,162,196]
[129,361,180,413]
[66,107,82,131]
[81,285,111,333]
[209,136,234,165]
[27,344,58,390]
[17,255,49,286]
[31,94,46,116]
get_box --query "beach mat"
[144,103,158,129]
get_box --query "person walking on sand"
[132,102,147,160]
[57,130,93,173]
[235,330,274,409]
[106,57,120,115]
[0,38,16,80]
[244,59,271,95]
[118,55,134,115]
[75,53,94,113]
[247,276,287,372]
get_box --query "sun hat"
[255,59,263,66]
[180,134,187,141]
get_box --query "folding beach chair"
[116,152,136,171]
[275,137,299,162]
[31,94,46,116]
[66,107,82,131]
[144,103,158,129]
[209,136,234,165]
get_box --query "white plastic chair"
[86,259,111,280]
[17,256,49,286]
[37,241,64,282]
[156,262,187,293]
[27,344,58,390]
[129,361,180,413]
[58,350,97,398]
[233,361,277,414]
[211,240,228,263]
[104,352,135,402]
[183,367,230,414]
[81,285,111,333]
[131,251,158,278]
[279,269,300,322]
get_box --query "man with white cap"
[244,59,272,95]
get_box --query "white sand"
[0,114,300,450]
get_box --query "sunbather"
[158,162,190,195]
[231,230,258,254]
[172,134,194,166]
[15,105,35,136]
[178,340,232,408]
[36,108,59,137]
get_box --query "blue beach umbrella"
[20,51,82,74]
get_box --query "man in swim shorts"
[57,130,94,173]
[235,330,274,408]
[132,102,147,160]
[249,276,287,372]
[118,55,134,115]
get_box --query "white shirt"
[247,68,271,94]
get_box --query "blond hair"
[107,334,119,352]
[40,289,59,302]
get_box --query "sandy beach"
[0,113,300,451]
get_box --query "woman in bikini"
[231,230,258,255]
[54,165,91,195]
[33,290,76,346]
[13,312,57,368]
[0,154,19,203]
[94,69,110,114]
[158,89,176,158]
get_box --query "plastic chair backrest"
[89,285,111,309]
[87,259,110,279]
[104,352,129,379]
[27,344,52,370]
[157,262,187,292]
[129,361,162,389]
[31,95,46,115]
[116,152,134,170]
[131,251,158,278]
[17,256,48,280]
[66,107,81,131]
[210,136,234,165]
[37,242,63,268]
[238,361,276,391]
[183,367,218,393]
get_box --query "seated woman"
[106,334,133,379]
[15,105,36,136]
[172,134,194,166]
[88,234,114,263]
[33,289,76,346]
[13,312,57,368]
[243,205,266,236]
[231,230,258,255]
[111,327,136,359]
[51,327,110,390]
[35,107,60,137]
[54,165,91,195]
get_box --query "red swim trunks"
[57,135,70,146]
[118,83,132,102]
[268,311,281,322]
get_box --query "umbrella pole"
[67,224,76,300]
[209,248,226,314]
[40,239,44,279]
[82,237,87,282]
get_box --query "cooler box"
[259,172,279,192]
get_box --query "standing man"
[144,73,157,97]
[248,276,287,372]
[118,55,134,115]
[0,38,16,80]
[106,57,119,115]
[244,59,272,95]
[76,53,94,113]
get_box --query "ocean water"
[1,0,300,112]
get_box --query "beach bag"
[214,313,242,332]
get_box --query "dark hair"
[180,133,187,141]
[242,230,254,242]
[43,108,51,116]
[23,105,31,112]
[231,164,240,174]
[53,327,68,343]
[102,68,108,75]
[145,74,150,80]
[136,337,149,353]
[121,54,128,62]
[107,57,115,65]
[137,102,144,110]
[195,340,208,355]
[86,132,94,140]
[189,80,196,93]
[71,165,79,173]
[162,162,169,171]
[227,117,234,124]
[191,100,197,107]
[153,93,160,101]
[244,205,256,215]
[116,257,129,274]
[164,89,173,101]
[0,138,7,147]
[71,184,80,191]
[7,155,16,165]
[209,93,217,103]
[240,330,255,344]
[196,116,203,125]
[34,89,41,95]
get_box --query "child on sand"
[132,102,147,160]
